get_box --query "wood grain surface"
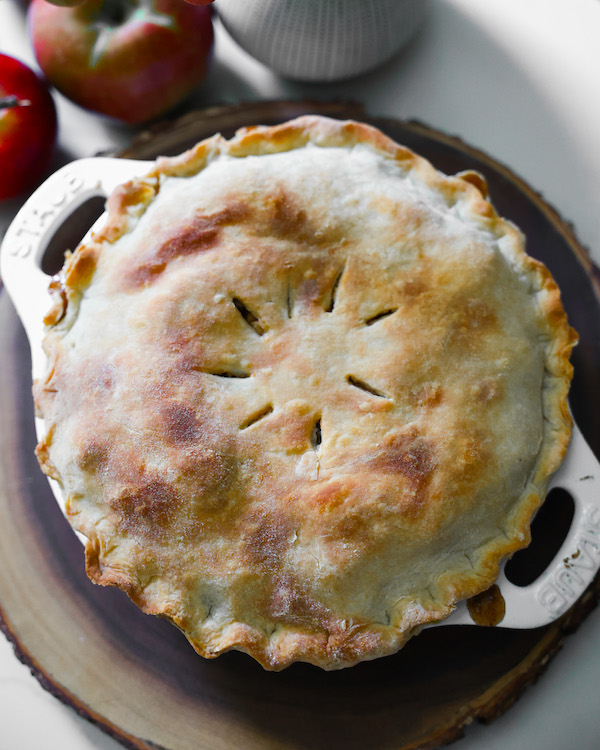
[1,100,599,750]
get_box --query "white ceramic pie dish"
[2,156,599,632]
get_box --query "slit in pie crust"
[34,115,577,670]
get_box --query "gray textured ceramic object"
[215,0,429,81]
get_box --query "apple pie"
[34,115,576,670]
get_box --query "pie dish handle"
[0,156,153,378]
[445,422,600,628]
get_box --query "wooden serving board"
[1,100,599,750]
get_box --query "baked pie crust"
[34,116,576,670]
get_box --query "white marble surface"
[1,0,600,747]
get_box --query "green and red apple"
[28,0,214,124]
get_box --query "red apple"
[28,0,214,124]
[0,54,57,201]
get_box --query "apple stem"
[0,95,32,109]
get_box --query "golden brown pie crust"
[34,116,577,670]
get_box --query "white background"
[1,0,600,748]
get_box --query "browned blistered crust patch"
[33,115,577,671]
[124,204,251,290]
